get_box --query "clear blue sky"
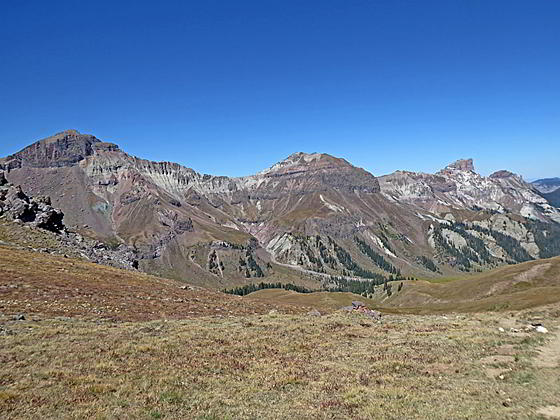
[1,1,559,179]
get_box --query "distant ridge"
[532,177,560,194]
[2,129,560,289]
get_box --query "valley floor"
[1,305,559,419]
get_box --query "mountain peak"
[442,158,475,173]
[262,152,352,175]
[256,151,379,193]
[1,130,102,170]
[489,170,516,179]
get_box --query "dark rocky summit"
[0,130,101,170]
[489,170,516,179]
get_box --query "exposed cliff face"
[3,130,560,287]
[0,130,102,169]
[441,158,475,173]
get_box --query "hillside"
[1,220,560,418]
[533,177,560,194]
[377,256,560,313]
[544,188,560,208]
[246,256,560,313]
[0,246,303,321]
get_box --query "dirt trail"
[538,406,560,419]
[535,327,560,369]
[535,326,560,418]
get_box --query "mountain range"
[2,129,560,288]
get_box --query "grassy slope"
[378,256,560,313]
[0,246,305,321]
[245,289,376,312]
[1,307,559,419]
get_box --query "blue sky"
[1,1,559,179]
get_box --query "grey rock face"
[0,182,64,232]
[442,158,475,172]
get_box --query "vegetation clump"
[416,255,439,272]
[224,282,313,296]
[355,236,400,275]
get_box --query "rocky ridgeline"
[3,129,560,282]
[0,170,139,271]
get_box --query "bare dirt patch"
[535,328,560,369]
[514,262,552,282]
[538,406,560,418]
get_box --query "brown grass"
[247,257,560,315]
[1,243,560,418]
[1,306,559,419]
[245,289,376,312]
[0,246,304,321]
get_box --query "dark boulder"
[0,184,64,232]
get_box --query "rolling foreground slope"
[1,234,560,418]
[3,129,560,289]
[0,246,303,321]
[376,256,560,312]
[1,247,559,418]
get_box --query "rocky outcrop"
[0,181,64,232]
[441,158,475,173]
[0,175,139,270]
[380,159,560,224]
